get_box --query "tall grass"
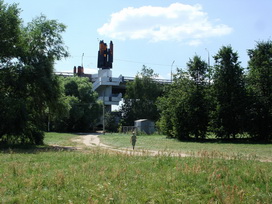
[1,148,271,203]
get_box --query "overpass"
[55,70,171,107]
[55,40,171,111]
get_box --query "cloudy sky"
[6,0,272,79]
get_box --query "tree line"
[122,42,272,141]
[0,1,101,144]
[0,1,68,144]
[1,1,271,144]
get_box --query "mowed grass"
[43,132,79,147]
[100,133,272,161]
[0,132,271,203]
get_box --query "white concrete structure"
[92,68,123,107]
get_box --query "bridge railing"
[55,72,172,84]
[123,76,134,82]
[55,72,74,76]
[123,76,171,84]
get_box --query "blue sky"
[6,0,272,79]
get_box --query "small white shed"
[134,119,155,135]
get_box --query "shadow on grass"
[0,144,77,154]
[175,137,272,145]
[0,132,100,154]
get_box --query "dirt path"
[70,133,272,162]
[74,133,189,157]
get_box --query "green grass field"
[43,132,79,147]
[100,133,272,161]
[0,132,271,203]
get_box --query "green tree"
[52,77,102,132]
[157,56,209,140]
[0,1,68,144]
[188,55,208,85]
[186,56,209,138]
[247,40,272,140]
[0,1,21,60]
[120,66,162,125]
[211,45,246,139]
[104,112,119,132]
[0,1,23,141]
[157,72,192,139]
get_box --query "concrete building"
[92,40,123,112]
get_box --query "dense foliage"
[104,112,119,132]
[246,41,272,140]
[157,43,272,141]
[51,77,102,132]
[157,56,209,140]
[211,46,247,139]
[120,66,163,125]
[1,1,271,143]
[0,1,68,144]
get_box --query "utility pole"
[171,60,175,83]
[205,48,211,85]
[103,91,105,135]
[205,48,210,68]
[81,53,84,67]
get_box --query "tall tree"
[187,55,208,85]
[247,40,272,140]
[0,1,21,60]
[120,66,162,125]
[52,77,102,132]
[211,45,246,139]
[157,56,209,140]
[0,1,68,144]
[157,72,192,139]
[186,56,209,138]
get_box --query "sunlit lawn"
[1,148,271,203]
[100,133,272,161]
[43,132,79,147]
[0,132,271,203]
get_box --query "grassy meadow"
[0,132,271,203]
[100,133,272,161]
[43,132,79,147]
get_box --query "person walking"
[130,131,137,150]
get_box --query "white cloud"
[97,3,232,45]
